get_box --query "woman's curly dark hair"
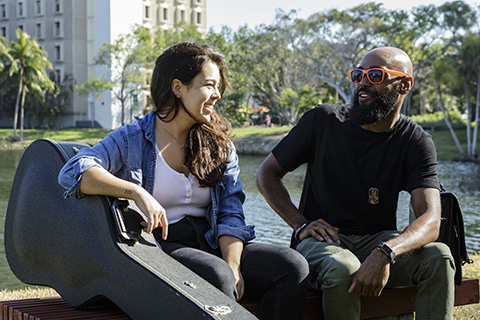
[150,42,232,187]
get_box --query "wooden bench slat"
[1,278,478,320]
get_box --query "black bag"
[437,187,473,286]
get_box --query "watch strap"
[375,242,396,264]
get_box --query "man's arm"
[387,187,441,255]
[349,187,441,296]
[256,153,340,244]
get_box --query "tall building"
[0,0,207,129]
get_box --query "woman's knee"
[205,260,237,298]
[242,243,309,282]
[169,248,237,299]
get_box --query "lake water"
[1,149,479,290]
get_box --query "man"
[256,47,455,319]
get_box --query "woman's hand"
[135,189,169,239]
[79,167,168,239]
[230,263,245,301]
[218,235,245,300]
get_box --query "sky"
[206,0,480,33]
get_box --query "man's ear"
[400,77,414,94]
[171,79,183,98]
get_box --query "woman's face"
[179,61,221,123]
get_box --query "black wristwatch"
[375,243,396,264]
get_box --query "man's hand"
[348,249,390,296]
[298,218,341,244]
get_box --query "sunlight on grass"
[0,128,112,148]
[0,287,58,301]
[231,125,291,139]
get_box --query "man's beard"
[349,84,401,126]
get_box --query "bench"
[1,278,478,319]
[242,277,479,319]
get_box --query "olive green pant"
[296,231,455,320]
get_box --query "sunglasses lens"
[368,69,384,83]
[351,70,364,83]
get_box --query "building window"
[1,26,6,37]
[35,0,43,16]
[144,5,150,20]
[17,2,24,18]
[36,22,42,39]
[54,20,61,37]
[54,0,62,14]
[196,12,201,24]
[163,8,167,21]
[54,44,61,61]
[54,69,61,82]
[180,10,185,21]
[18,24,23,31]
[1,4,7,19]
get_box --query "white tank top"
[152,144,211,224]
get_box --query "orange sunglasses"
[349,68,411,84]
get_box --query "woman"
[58,42,308,319]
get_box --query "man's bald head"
[361,47,413,76]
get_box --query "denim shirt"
[58,111,255,249]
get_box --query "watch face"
[382,244,392,254]
[377,243,395,263]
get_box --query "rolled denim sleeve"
[58,130,127,199]
[214,146,255,244]
[58,155,104,198]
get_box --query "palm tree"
[8,29,53,140]
[0,37,12,72]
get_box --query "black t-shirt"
[272,104,440,236]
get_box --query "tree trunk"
[437,85,465,158]
[20,87,26,141]
[13,70,24,141]
[472,71,480,158]
[464,80,471,156]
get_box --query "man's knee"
[414,242,456,281]
[297,239,360,287]
[420,242,455,266]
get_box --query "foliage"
[27,72,74,128]
[77,76,115,99]
[411,111,464,130]
[24,1,476,160]
[0,37,12,72]
[1,30,54,140]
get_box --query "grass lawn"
[0,126,473,161]
[0,128,112,149]
[0,126,293,149]
[429,129,471,161]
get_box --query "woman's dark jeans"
[154,216,309,320]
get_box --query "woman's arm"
[218,235,244,300]
[80,166,169,239]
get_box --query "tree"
[432,57,465,158]
[291,3,389,104]
[457,32,480,159]
[85,29,146,127]
[7,30,53,140]
[29,72,74,128]
[228,11,314,125]
[0,36,12,72]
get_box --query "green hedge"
[410,111,466,131]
